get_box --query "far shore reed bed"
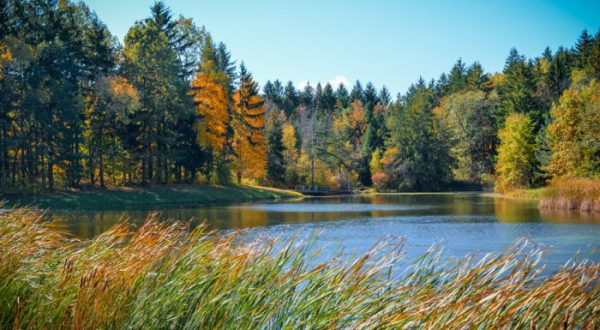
[540,178,600,212]
[0,208,598,329]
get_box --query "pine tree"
[283,81,299,116]
[500,48,540,129]
[575,30,593,69]
[265,105,286,184]
[321,83,336,114]
[466,62,487,90]
[363,82,379,108]
[334,83,350,109]
[379,86,391,110]
[300,83,314,108]
[447,59,467,93]
[350,80,364,102]
[384,84,454,191]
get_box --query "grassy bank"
[1,185,301,210]
[0,209,598,328]
[503,187,547,201]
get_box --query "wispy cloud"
[328,76,348,88]
[296,75,348,90]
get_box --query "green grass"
[0,209,598,328]
[1,185,301,210]
[505,187,547,201]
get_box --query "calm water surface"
[53,193,600,272]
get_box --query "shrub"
[371,172,389,191]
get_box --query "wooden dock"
[295,185,353,196]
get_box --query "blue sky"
[84,0,600,96]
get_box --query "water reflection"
[49,193,600,272]
[51,193,600,239]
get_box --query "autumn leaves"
[192,64,266,184]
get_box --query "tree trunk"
[99,154,105,188]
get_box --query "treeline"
[261,33,600,191]
[0,1,599,192]
[0,0,266,191]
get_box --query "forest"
[1,0,599,193]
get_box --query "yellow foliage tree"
[547,81,600,178]
[231,64,266,182]
[495,113,538,192]
[369,148,383,175]
[0,42,12,73]
[191,72,230,153]
[282,124,299,182]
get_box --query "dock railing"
[295,185,331,194]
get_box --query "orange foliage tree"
[191,72,229,152]
[231,64,266,182]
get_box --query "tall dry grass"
[0,208,598,329]
[540,177,600,212]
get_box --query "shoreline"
[0,185,302,211]
[480,188,546,202]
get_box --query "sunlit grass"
[0,208,598,328]
[3,184,299,210]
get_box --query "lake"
[52,193,600,272]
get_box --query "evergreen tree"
[447,59,467,94]
[384,84,454,191]
[300,83,314,108]
[265,104,286,184]
[350,80,364,102]
[363,82,379,107]
[334,83,350,109]
[379,86,391,109]
[500,48,540,129]
[283,81,299,116]
[465,62,487,90]
[575,30,593,69]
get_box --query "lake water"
[52,193,600,272]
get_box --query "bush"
[371,172,389,191]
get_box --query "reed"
[0,208,598,329]
[540,177,600,212]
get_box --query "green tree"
[265,103,286,184]
[122,1,201,184]
[447,59,467,94]
[334,83,350,109]
[384,83,454,191]
[282,81,299,116]
[495,113,538,192]
[84,76,139,187]
[350,80,364,102]
[546,81,600,178]
[438,90,498,180]
[500,48,541,129]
